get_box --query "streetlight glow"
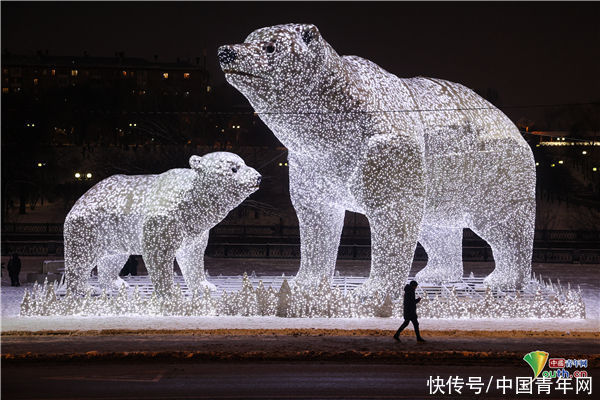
[74,172,81,179]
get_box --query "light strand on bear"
[219,23,537,294]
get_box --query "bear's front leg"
[142,215,180,298]
[288,156,346,287]
[358,134,426,298]
[175,231,217,293]
[293,202,345,287]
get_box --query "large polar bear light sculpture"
[64,152,261,296]
[219,24,536,294]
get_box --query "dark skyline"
[2,1,600,122]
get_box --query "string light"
[63,152,261,297]
[219,23,536,293]
[20,273,585,319]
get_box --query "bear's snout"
[218,46,237,65]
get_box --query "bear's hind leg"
[97,254,130,291]
[471,201,535,290]
[64,219,99,295]
[415,225,463,283]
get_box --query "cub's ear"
[302,25,319,46]
[189,155,204,170]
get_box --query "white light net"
[64,152,261,297]
[219,23,536,294]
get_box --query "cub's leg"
[358,134,426,298]
[64,216,100,295]
[142,216,179,297]
[175,231,216,293]
[471,200,535,289]
[415,225,463,283]
[97,254,130,291]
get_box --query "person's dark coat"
[403,283,421,319]
[7,255,21,276]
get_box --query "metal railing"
[2,240,599,264]
[3,223,600,243]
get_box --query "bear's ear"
[189,155,204,170]
[302,25,319,46]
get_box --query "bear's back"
[66,174,159,221]
[341,55,527,156]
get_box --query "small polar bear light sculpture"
[219,24,536,293]
[64,152,261,296]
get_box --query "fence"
[3,223,600,242]
[2,240,600,264]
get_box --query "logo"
[523,350,549,378]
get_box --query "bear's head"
[218,23,341,111]
[189,152,261,206]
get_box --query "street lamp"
[74,172,81,179]
[86,172,92,179]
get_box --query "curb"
[3,351,599,366]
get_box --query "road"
[3,361,594,399]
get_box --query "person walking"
[393,280,425,342]
[7,253,22,287]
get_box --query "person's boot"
[414,324,425,342]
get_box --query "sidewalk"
[3,329,599,365]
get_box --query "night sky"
[2,1,599,121]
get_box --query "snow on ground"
[2,262,598,333]
[2,314,599,333]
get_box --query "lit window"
[74,172,81,179]
[593,167,597,172]
[71,70,78,77]
[183,72,190,79]
[33,78,39,85]
[551,164,556,168]
[558,160,563,164]
[2,88,8,94]
[86,173,92,179]
[162,72,169,79]
[37,162,43,167]
[535,162,539,167]
[51,69,56,76]
[122,71,127,77]
[206,85,211,92]
[582,151,587,155]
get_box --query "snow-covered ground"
[2,262,598,332]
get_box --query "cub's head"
[189,152,261,206]
[218,24,337,108]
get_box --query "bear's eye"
[231,167,238,173]
[265,44,275,54]
[302,30,314,45]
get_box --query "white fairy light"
[63,152,261,298]
[219,23,536,293]
[20,273,585,319]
